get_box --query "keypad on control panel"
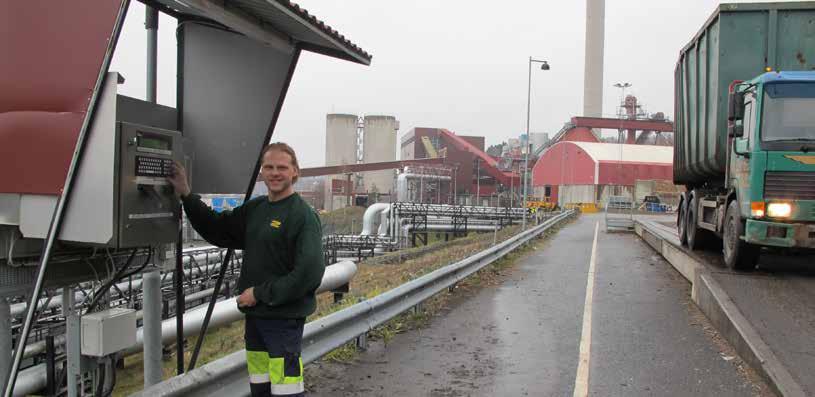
[136,156,173,177]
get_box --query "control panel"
[118,122,183,248]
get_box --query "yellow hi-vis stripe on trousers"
[247,350,270,384]
[269,356,304,395]
[246,351,304,394]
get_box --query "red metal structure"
[0,0,124,195]
[299,158,445,177]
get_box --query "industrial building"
[324,114,399,210]
[400,127,521,206]
[531,141,673,205]
[362,115,399,194]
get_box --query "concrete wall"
[558,185,596,205]
[362,115,398,195]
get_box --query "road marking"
[573,221,599,397]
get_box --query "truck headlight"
[766,202,792,218]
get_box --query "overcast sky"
[110,0,794,167]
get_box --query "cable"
[85,249,139,313]
[94,361,105,397]
[119,247,153,280]
[102,356,116,397]
[6,229,17,267]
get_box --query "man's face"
[260,150,298,194]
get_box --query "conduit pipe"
[12,261,357,396]
[360,203,390,236]
[10,251,242,317]
[22,284,232,360]
[378,206,390,236]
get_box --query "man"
[168,142,324,397]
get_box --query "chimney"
[583,0,605,117]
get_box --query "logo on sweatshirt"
[270,220,282,229]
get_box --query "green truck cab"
[674,3,815,270]
[731,72,815,250]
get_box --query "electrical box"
[80,308,136,357]
[117,122,183,247]
[10,73,184,248]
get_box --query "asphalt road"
[648,217,815,395]
[306,214,772,396]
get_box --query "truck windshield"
[761,83,815,142]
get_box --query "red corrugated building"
[531,141,673,205]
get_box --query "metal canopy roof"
[148,0,372,64]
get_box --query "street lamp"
[524,57,550,229]
[613,82,631,118]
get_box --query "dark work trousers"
[244,316,306,397]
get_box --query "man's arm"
[168,161,247,249]
[181,195,247,249]
[253,211,325,306]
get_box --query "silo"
[325,114,359,210]
[362,115,398,197]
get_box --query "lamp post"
[524,57,550,229]
[613,82,631,119]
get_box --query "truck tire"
[677,193,688,246]
[723,201,759,271]
[686,192,713,250]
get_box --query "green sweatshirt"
[181,192,325,319]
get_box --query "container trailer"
[674,2,815,269]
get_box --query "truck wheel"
[686,192,713,250]
[677,193,688,246]
[723,201,759,271]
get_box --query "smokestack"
[583,0,605,117]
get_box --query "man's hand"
[167,161,191,199]
[237,287,257,308]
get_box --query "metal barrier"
[133,210,575,397]
[604,196,635,232]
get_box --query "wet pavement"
[307,214,772,396]
[644,217,815,395]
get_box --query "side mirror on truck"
[728,91,745,121]
[730,122,744,138]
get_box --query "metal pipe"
[63,289,78,397]
[378,206,391,236]
[0,298,10,391]
[15,261,358,395]
[21,284,230,361]
[146,6,158,103]
[10,250,242,317]
[360,203,389,235]
[187,249,232,371]
[142,270,163,387]
[11,365,44,397]
[174,240,185,374]
[401,224,499,237]
[127,260,357,354]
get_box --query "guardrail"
[134,209,575,397]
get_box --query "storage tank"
[362,115,398,195]
[325,114,359,210]
[674,2,815,186]
[325,114,359,166]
